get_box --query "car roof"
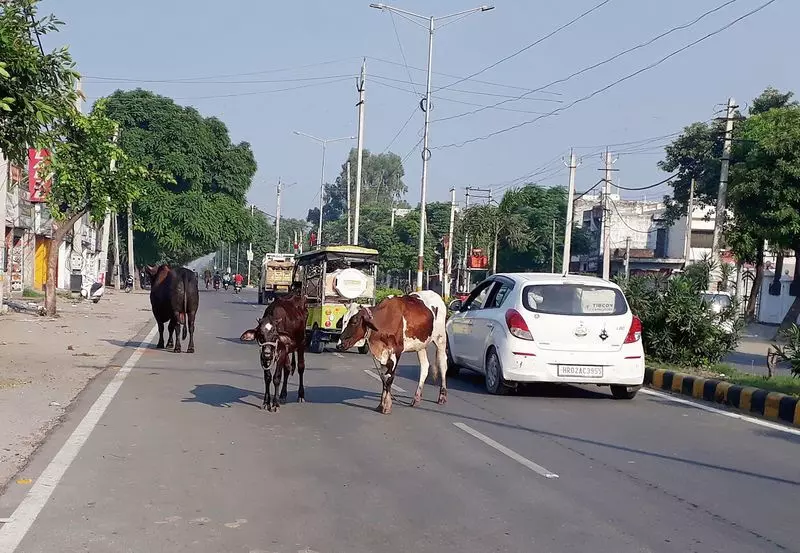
[492,272,624,291]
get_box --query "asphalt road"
[1,288,799,553]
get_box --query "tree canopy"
[0,0,79,164]
[104,89,257,265]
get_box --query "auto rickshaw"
[293,245,379,354]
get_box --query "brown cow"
[240,291,307,412]
[145,264,199,353]
[337,290,448,414]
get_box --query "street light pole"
[370,2,494,291]
[294,131,355,247]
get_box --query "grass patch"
[22,288,44,299]
[648,360,800,398]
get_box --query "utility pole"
[346,161,352,244]
[444,187,456,299]
[712,97,737,264]
[97,126,118,289]
[462,187,470,293]
[370,3,494,291]
[126,202,135,290]
[684,177,695,265]
[274,179,282,254]
[562,149,579,274]
[112,213,121,289]
[624,236,631,280]
[600,148,617,280]
[353,59,366,246]
[0,154,7,304]
[551,218,556,273]
[247,204,254,286]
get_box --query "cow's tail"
[181,270,189,340]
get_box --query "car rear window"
[522,284,628,316]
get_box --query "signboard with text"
[28,148,51,203]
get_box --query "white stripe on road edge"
[363,369,407,393]
[454,422,560,479]
[0,325,158,552]
[640,388,800,437]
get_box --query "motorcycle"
[213,279,220,291]
[124,274,134,293]
[233,282,242,294]
[222,275,231,291]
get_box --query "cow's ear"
[240,329,257,342]
[359,308,378,331]
[145,265,157,277]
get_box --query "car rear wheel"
[484,349,508,395]
[257,291,263,304]
[610,385,639,400]
[446,337,460,377]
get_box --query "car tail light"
[505,309,533,341]
[624,315,642,344]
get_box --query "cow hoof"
[261,403,269,411]
[172,348,181,354]
[376,404,392,415]
[271,405,280,413]
[411,393,422,407]
[437,390,448,405]
[156,342,165,349]
[187,347,194,354]
[297,397,306,404]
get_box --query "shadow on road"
[183,383,261,409]
[183,383,381,411]
[216,336,252,346]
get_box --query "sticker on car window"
[580,289,617,314]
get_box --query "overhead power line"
[81,58,358,83]
[432,0,744,125]
[372,74,562,102]
[609,198,661,234]
[436,0,778,149]
[435,0,615,93]
[367,56,563,95]
[83,74,355,85]
[613,174,676,191]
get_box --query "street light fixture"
[293,131,356,247]
[370,3,494,291]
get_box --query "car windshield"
[701,293,731,312]
[522,284,628,316]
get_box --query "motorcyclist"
[213,271,221,288]
[234,273,244,288]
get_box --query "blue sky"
[43,0,797,220]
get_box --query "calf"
[240,292,307,412]
[337,290,448,414]
[145,264,199,353]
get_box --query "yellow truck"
[258,253,296,305]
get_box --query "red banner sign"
[28,148,51,203]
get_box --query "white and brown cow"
[337,290,448,414]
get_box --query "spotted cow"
[337,290,448,414]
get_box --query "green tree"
[660,88,797,318]
[308,149,408,237]
[0,0,79,164]
[104,89,257,265]
[728,105,800,332]
[41,101,146,315]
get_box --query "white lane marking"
[333,353,344,359]
[363,369,407,393]
[0,325,158,552]
[454,422,560,479]
[640,388,800,437]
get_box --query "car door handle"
[486,323,494,329]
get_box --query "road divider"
[645,367,800,428]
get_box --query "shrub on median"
[621,271,742,367]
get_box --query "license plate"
[557,365,603,378]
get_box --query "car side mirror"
[449,299,463,312]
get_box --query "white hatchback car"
[446,273,645,399]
